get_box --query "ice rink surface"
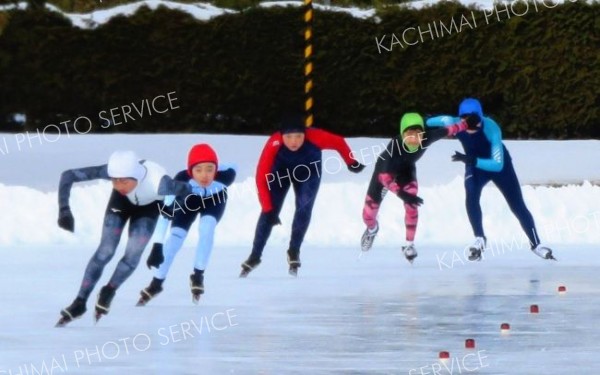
[1,243,598,375]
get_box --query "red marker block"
[439,351,450,360]
[558,285,567,295]
[530,304,539,313]
[465,339,475,349]
[500,323,510,333]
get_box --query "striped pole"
[303,0,314,127]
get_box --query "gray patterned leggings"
[76,190,159,301]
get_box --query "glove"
[451,151,476,166]
[265,210,282,226]
[57,206,75,232]
[146,243,164,269]
[347,161,366,173]
[463,113,481,130]
[397,191,424,206]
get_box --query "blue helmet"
[458,98,484,119]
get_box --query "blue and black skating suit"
[427,115,541,248]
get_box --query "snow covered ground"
[0,133,599,374]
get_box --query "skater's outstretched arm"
[421,120,468,147]
[304,128,360,167]
[57,165,111,232]
[425,115,459,127]
[57,165,110,210]
[255,133,282,213]
[215,163,237,186]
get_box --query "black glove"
[451,151,476,166]
[397,191,424,206]
[146,243,164,269]
[347,161,366,173]
[265,211,282,226]
[463,113,481,130]
[57,206,75,232]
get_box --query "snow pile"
[2,176,599,249]
[1,0,586,30]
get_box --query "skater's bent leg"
[362,177,385,230]
[194,215,218,271]
[401,181,419,242]
[154,206,197,280]
[289,177,321,250]
[77,213,125,301]
[465,172,488,238]
[154,227,188,280]
[362,195,381,229]
[249,182,290,260]
[108,216,156,288]
[493,163,540,248]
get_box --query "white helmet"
[107,150,145,181]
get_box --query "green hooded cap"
[399,112,424,152]
[399,112,425,135]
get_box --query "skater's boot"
[95,284,116,321]
[531,244,556,260]
[467,237,486,261]
[287,248,301,277]
[401,242,418,263]
[361,223,379,252]
[137,277,164,306]
[189,269,204,304]
[239,256,261,278]
[56,297,87,327]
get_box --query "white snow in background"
[1,134,599,248]
[0,0,588,29]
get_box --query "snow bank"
[0,0,587,30]
[2,176,599,248]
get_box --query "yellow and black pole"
[303,0,314,128]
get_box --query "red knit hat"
[187,144,218,176]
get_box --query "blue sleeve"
[426,115,459,127]
[476,117,504,172]
[58,164,110,210]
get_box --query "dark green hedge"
[0,1,598,138]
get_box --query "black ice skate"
[137,278,164,306]
[189,273,204,304]
[95,285,116,323]
[239,257,261,278]
[361,224,379,252]
[402,243,418,264]
[531,245,556,261]
[56,297,87,327]
[287,249,301,277]
[467,237,486,261]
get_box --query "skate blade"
[136,298,148,307]
[192,295,201,305]
[55,317,71,327]
[94,312,104,325]
[239,269,250,278]
[288,267,298,277]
